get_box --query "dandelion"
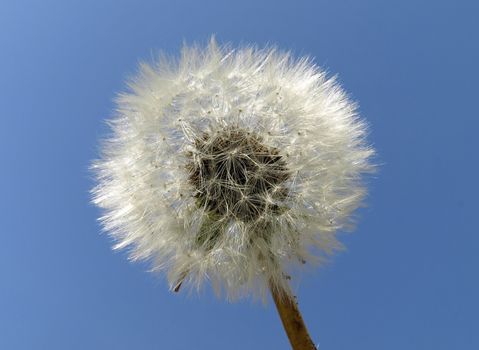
[92,38,374,349]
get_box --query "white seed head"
[91,38,374,300]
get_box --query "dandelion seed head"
[91,38,374,300]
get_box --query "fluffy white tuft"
[91,38,374,300]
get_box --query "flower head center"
[187,127,290,222]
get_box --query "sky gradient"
[1,0,478,349]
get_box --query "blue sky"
[1,0,478,349]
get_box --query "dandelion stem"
[270,281,316,350]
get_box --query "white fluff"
[91,38,374,300]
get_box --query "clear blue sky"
[1,1,477,349]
